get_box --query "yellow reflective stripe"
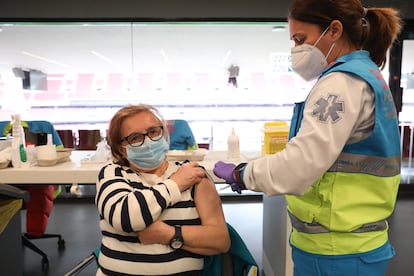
[328,152,400,176]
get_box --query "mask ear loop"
[314,25,336,61]
[312,26,330,48]
[325,42,336,61]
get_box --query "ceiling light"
[220,50,232,67]
[160,50,171,66]
[21,51,70,68]
[272,26,287,32]
[90,50,120,67]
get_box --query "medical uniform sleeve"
[243,72,374,196]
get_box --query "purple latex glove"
[213,161,236,183]
[213,161,246,194]
[229,182,247,194]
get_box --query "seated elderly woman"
[95,104,230,276]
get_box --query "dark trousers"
[228,77,237,87]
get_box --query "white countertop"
[0,150,261,185]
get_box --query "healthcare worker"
[213,0,402,275]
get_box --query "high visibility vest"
[286,51,401,255]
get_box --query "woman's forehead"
[123,112,159,131]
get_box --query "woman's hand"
[169,162,206,192]
[138,220,173,245]
[138,177,230,255]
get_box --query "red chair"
[78,129,102,150]
[0,120,66,271]
[400,125,414,158]
[56,129,75,148]
[197,143,210,149]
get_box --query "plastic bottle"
[227,128,240,160]
[25,144,36,167]
[47,133,53,146]
[11,114,27,168]
[94,140,107,162]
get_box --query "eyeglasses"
[122,126,164,147]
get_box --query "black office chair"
[0,120,66,270]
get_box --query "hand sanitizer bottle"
[227,128,240,160]
[11,114,27,168]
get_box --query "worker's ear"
[328,20,343,41]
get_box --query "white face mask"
[291,27,335,82]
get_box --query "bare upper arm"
[194,176,226,226]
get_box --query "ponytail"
[362,8,403,69]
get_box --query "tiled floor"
[18,186,414,276]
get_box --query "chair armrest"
[0,184,29,202]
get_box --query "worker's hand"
[229,182,246,194]
[213,161,246,194]
[213,161,236,183]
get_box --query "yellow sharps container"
[262,121,289,155]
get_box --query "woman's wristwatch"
[233,162,247,184]
[169,225,184,250]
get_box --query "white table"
[1,151,102,185]
[0,150,261,185]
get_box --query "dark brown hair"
[107,104,168,166]
[288,0,402,69]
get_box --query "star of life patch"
[312,94,344,123]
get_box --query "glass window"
[1,22,392,151]
[400,40,414,123]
